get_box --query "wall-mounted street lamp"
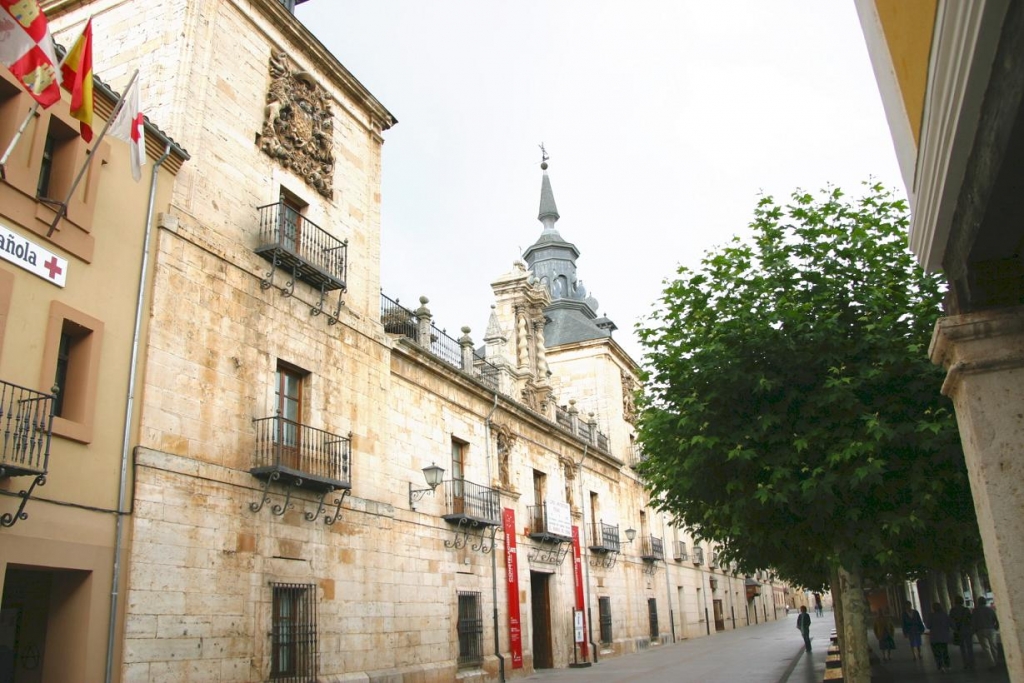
[624,527,637,543]
[409,462,445,510]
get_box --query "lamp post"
[409,462,445,510]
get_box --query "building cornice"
[912,0,1007,271]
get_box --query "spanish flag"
[59,19,93,142]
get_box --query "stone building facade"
[31,1,784,681]
[0,56,187,682]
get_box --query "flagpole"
[48,68,138,237]
[0,103,42,180]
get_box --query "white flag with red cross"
[110,75,145,181]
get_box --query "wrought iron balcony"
[692,546,705,565]
[0,381,54,478]
[526,504,572,542]
[673,541,689,562]
[640,535,664,561]
[708,551,718,568]
[441,479,501,527]
[629,441,646,469]
[250,416,351,493]
[588,521,621,553]
[255,202,347,292]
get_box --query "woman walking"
[928,602,953,672]
[902,600,926,661]
[873,609,896,661]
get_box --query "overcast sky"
[297,1,903,364]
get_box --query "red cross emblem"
[43,256,63,280]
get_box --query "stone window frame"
[38,301,104,443]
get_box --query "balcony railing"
[640,535,664,561]
[708,551,718,568]
[380,293,418,339]
[0,381,54,478]
[526,504,572,542]
[692,547,705,565]
[588,522,621,553]
[473,353,500,392]
[555,405,572,430]
[441,479,501,527]
[250,416,351,492]
[673,541,689,561]
[629,441,646,469]
[255,202,347,291]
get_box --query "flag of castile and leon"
[0,0,61,107]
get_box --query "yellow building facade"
[0,63,187,682]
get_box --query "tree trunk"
[831,566,845,645]
[835,560,871,683]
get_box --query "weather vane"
[539,143,549,164]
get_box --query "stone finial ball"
[541,161,548,170]
[419,296,429,304]
[461,326,471,334]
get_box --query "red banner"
[571,525,589,658]
[503,508,523,668]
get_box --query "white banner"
[545,500,572,538]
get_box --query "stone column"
[459,327,474,373]
[415,296,432,347]
[969,564,986,605]
[930,306,1024,679]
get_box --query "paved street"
[520,611,1012,683]
[520,612,828,683]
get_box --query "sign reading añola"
[0,221,67,288]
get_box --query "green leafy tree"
[637,185,979,682]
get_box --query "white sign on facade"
[574,610,585,642]
[0,221,67,287]
[545,500,572,538]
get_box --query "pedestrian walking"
[902,600,925,661]
[972,597,1000,669]
[949,595,975,670]
[872,609,896,661]
[927,602,953,672]
[797,605,812,652]
[814,593,823,617]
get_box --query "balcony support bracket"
[444,517,494,554]
[305,485,334,521]
[311,283,326,317]
[280,264,297,298]
[249,470,281,513]
[642,562,661,576]
[0,474,46,528]
[261,251,280,290]
[327,288,345,326]
[529,538,571,566]
[272,478,299,516]
[589,551,619,569]
[323,488,350,526]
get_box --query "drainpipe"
[105,144,173,683]
[700,570,710,635]
[662,517,674,643]
[484,393,505,683]
[575,444,595,663]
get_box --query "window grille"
[271,583,317,681]
[598,596,613,644]
[457,591,484,668]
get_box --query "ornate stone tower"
[522,158,617,347]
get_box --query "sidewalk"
[782,612,1010,683]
